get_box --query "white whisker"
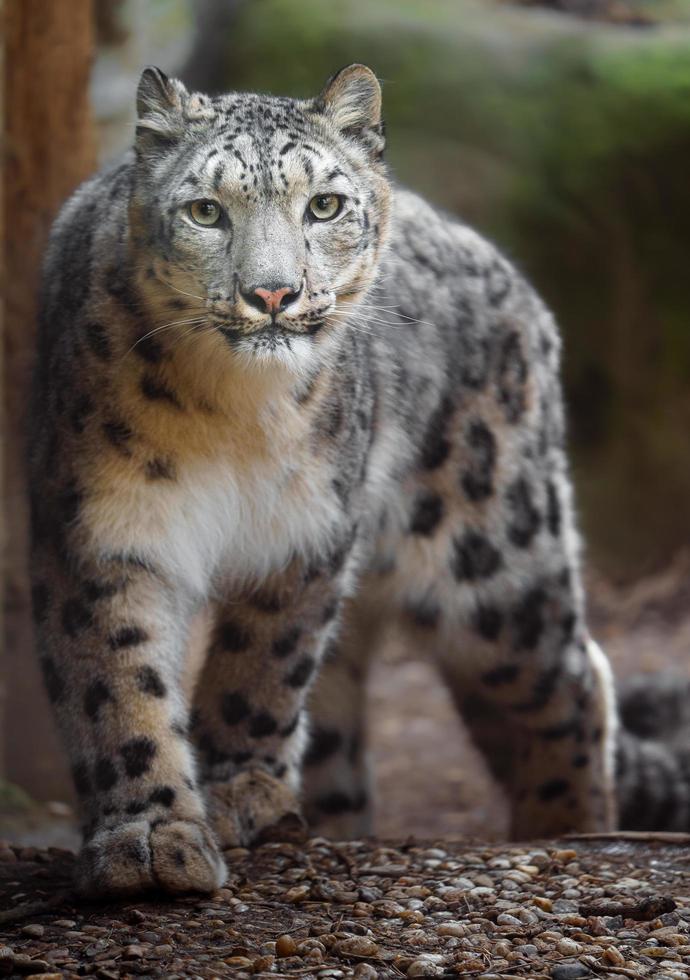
[329,307,433,331]
[154,274,206,303]
[122,316,208,359]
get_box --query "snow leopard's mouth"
[217,319,325,345]
[217,320,325,350]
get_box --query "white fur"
[587,637,619,822]
[85,450,345,600]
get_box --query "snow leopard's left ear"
[316,64,385,159]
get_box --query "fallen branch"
[579,895,677,920]
[564,831,690,844]
[0,890,76,925]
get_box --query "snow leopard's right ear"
[135,67,188,149]
[316,64,385,159]
[136,67,217,157]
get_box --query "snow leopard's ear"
[135,67,188,153]
[136,67,216,157]
[136,68,187,125]
[316,64,385,159]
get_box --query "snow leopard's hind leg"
[435,602,617,839]
[392,498,618,840]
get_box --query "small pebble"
[21,924,45,938]
[551,965,592,980]
[284,884,311,902]
[335,936,379,958]
[275,934,298,957]
[407,955,446,977]
[602,945,626,965]
[298,939,326,955]
[640,947,679,958]
[225,955,253,968]
[437,922,468,938]
[515,944,538,957]
[557,939,582,956]
[470,886,496,899]
[353,965,378,980]
[496,913,522,928]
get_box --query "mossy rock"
[198,0,690,576]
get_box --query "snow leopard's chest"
[79,426,347,598]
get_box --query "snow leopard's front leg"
[30,547,226,898]
[192,546,351,847]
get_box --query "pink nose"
[253,286,296,313]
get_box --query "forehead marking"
[301,157,314,182]
[212,162,225,190]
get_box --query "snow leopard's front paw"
[75,818,227,898]
[206,769,306,848]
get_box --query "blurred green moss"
[0,779,34,813]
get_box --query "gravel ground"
[1,836,690,978]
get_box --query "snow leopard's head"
[131,64,391,373]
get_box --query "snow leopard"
[29,64,668,899]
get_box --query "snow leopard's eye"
[308,194,343,221]
[189,200,222,226]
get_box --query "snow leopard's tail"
[616,673,690,831]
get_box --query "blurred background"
[2,0,690,845]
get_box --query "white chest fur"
[84,438,345,600]
[162,451,344,595]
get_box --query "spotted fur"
[30,64,664,898]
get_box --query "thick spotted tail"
[616,673,690,831]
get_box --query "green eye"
[189,200,221,226]
[308,194,343,221]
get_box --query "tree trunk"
[0,0,6,785]
[2,0,96,800]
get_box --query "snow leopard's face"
[131,66,391,371]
